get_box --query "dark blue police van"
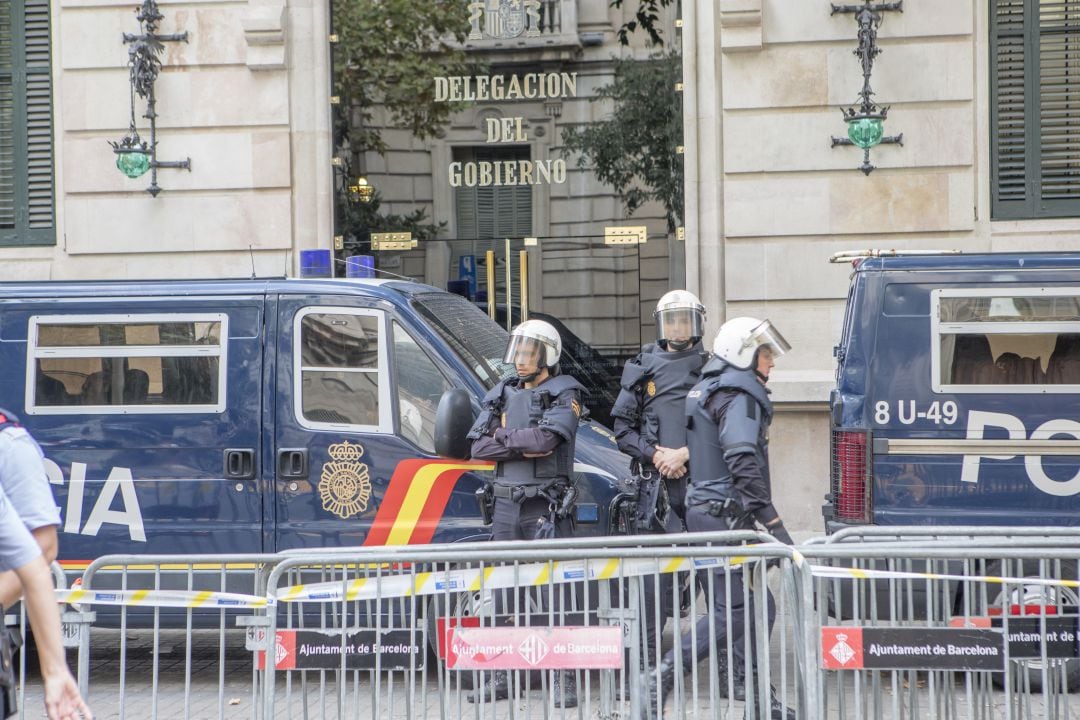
[825,251,1080,530]
[823,251,1080,688]
[0,278,632,580]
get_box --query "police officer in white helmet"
[643,317,795,720]
[612,290,708,533]
[466,318,585,708]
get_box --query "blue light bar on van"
[299,249,333,278]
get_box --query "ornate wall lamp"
[347,176,374,204]
[109,0,191,196]
[830,1,903,175]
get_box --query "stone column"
[682,0,726,333]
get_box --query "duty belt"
[688,498,739,518]
[492,483,566,503]
[690,498,755,530]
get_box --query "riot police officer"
[644,317,795,720]
[466,318,584,708]
[612,290,707,532]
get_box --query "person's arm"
[611,359,657,462]
[492,426,562,454]
[725,453,793,544]
[0,431,59,608]
[15,555,93,719]
[716,393,794,545]
[611,393,656,463]
[469,433,522,461]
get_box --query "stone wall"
[1,0,332,281]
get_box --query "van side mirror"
[434,389,476,460]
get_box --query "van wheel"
[425,579,503,691]
[983,560,1080,693]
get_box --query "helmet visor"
[656,308,704,345]
[503,335,548,367]
[749,320,791,359]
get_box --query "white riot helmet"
[654,290,706,350]
[504,318,562,372]
[711,317,791,370]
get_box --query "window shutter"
[24,0,52,231]
[0,0,53,244]
[992,0,1029,217]
[0,0,14,229]
[451,145,533,306]
[452,145,533,242]
[993,0,1080,219]
[1038,1,1080,212]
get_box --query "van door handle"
[277,449,308,479]
[223,449,255,479]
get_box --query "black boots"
[466,670,578,708]
[741,683,796,720]
[466,671,514,703]
[641,662,792,720]
[552,670,578,708]
[640,658,678,711]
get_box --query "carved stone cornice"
[242,4,287,71]
[718,0,763,52]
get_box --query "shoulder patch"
[746,399,758,421]
[571,399,581,417]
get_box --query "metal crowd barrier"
[5,530,1080,720]
[70,554,281,720]
[800,536,1080,720]
[260,532,807,720]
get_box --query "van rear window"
[933,289,1080,390]
[28,315,227,413]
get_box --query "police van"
[824,251,1080,531]
[822,251,1080,687]
[0,278,632,580]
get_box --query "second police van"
[1,277,634,581]
[822,251,1080,688]
[825,251,1080,531]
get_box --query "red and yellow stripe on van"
[363,459,495,546]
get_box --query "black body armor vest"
[494,374,582,488]
[684,360,772,506]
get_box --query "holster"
[475,484,495,526]
[632,462,668,532]
[707,499,755,531]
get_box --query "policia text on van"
[825,251,1080,529]
[0,278,632,575]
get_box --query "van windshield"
[410,292,513,390]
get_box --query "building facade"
[1,0,1069,530]
[683,0,1076,529]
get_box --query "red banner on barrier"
[445,626,623,670]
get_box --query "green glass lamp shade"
[116,151,151,179]
[846,117,884,150]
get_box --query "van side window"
[392,322,452,452]
[934,291,1080,390]
[27,315,226,413]
[297,311,382,427]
